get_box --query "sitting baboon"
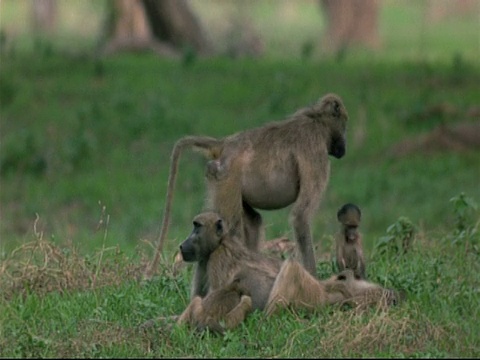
[335,203,366,279]
[144,93,349,281]
[266,259,402,316]
[179,211,282,309]
[176,276,253,334]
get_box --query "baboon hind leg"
[177,296,203,326]
[242,202,263,251]
[223,295,252,329]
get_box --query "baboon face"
[335,269,361,282]
[318,94,348,159]
[332,270,381,294]
[180,212,226,262]
[329,134,346,159]
[337,203,361,226]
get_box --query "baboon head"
[313,93,349,159]
[327,269,404,307]
[337,203,361,241]
[337,203,361,225]
[179,212,227,262]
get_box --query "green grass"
[1,206,479,357]
[1,0,480,357]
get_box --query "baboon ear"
[321,95,343,118]
[332,100,341,117]
[215,219,224,236]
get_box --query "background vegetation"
[1,0,479,357]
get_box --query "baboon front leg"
[191,263,209,299]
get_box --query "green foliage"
[374,216,416,258]
[448,192,479,253]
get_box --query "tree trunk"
[101,0,211,57]
[31,0,57,35]
[320,0,380,54]
[142,0,211,55]
[426,0,478,23]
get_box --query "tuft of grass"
[0,214,150,301]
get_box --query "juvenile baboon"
[145,93,349,280]
[176,276,253,334]
[266,259,402,316]
[323,269,404,312]
[335,203,366,279]
[179,211,281,305]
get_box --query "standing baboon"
[144,93,349,280]
[179,211,282,306]
[176,276,253,334]
[266,259,402,316]
[335,203,366,279]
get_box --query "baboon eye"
[337,274,346,281]
[193,221,201,229]
[333,100,340,116]
[215,219,223,234]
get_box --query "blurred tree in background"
[319,0,381,54]
[31,0,57,35]
[14,0,478,60]
[101,0,211,57]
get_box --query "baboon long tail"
[144,136,223,279]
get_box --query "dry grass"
[316,305,449,356]
[0,215,149,300]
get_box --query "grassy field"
[1,0,480,358]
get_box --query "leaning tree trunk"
[101,0,211,57]
[320,0,381,54]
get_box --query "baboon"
[144,93,349,281]
[179,211,281,307]
[266,259,402,316]
[323,269,404,312]
[174,212,399,332]
[176,276,253,334]
[335,203,366,279]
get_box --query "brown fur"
[335,203,366,279]
[144,93,349,280]
[177,212,400,331]
[179,211,281,314]
[176,277,253,334]
[266,260,402,316]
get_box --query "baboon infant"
[145,93,349,281]
[335,203,366,279]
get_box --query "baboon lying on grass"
[266,259,403,316]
